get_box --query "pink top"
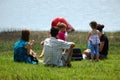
[57,31,66,41]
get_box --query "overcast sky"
[0,0,120,32]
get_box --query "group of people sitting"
[14,21,109,67]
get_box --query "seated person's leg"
[62,47,73,67]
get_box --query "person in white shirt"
[40,27,75,67]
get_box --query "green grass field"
[0,31,120,80]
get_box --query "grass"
[0,31,120,80]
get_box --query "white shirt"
[43,37,72,66]
[89,30,100,45]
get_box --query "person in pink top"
[57,22,67,41]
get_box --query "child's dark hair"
[21,29,30,41]
[89,21,97,29]
[50,27,59,37]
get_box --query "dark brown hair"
[97,24,104,32]
[21,29,30,41]
[89,21,97,29]
[50,27,59,37]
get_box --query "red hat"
[51,17,75,32]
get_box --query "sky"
[0,0,120,32]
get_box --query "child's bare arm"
[30,40,35,46]
[39,49,44,58]
[87,32,91,42]
[25,40,34,55]
[25,43,31,55]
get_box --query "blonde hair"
[57,22,67,29]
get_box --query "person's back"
[89,30,100,45]
[100,34,108,56]
[97,24,109,59]
[44,37,67,66]
[42,27,75,67]
[14,39,29,62]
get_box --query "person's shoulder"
[102,34,108,39]
[88,31,92,35]
[58,39,74,45]
[57,39,65,42]
[101,34,106,37]
[100,34,108,40]
[22,39,28,44]
[17,39,28,44]
[45,37,50,41]
[57,39,71,45]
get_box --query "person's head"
[84,49,90,57]
[89,21,97,29]
[50,27,59,37]
[57,22,67,32]
[21,29,30,41]
[97,24,104,32]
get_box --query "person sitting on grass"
[14,29,38,64]
[39,27,75,67]
[97,24,109,59]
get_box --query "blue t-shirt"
[14,39,33,64]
